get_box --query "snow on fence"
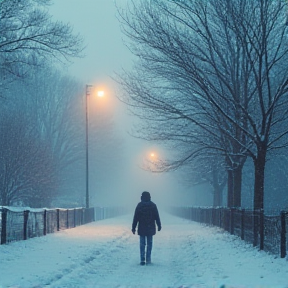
[0,206,127,245]
[170,206,288,259]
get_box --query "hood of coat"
[141,191,151,201]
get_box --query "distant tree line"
[0,0,122,207]
[0,0,84,207]
[117,0,288,211]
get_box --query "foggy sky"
[48,0,193,208]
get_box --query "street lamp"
[85,84,105,208]
[85,84,92,209]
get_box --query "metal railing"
[170,206,288,258]
[0,206,127,245]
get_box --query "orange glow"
[87,83,116,124]
[150,153,155,157]
[97,90,104,97]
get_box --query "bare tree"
[224,0,288,210]
[117,0,288,210]
[0,0,85,206]
[23,67,84,170]
[0,64,85,206]
[0,63,126,207]
[0,110,57,206]
[18,67,84,206]
[117,0,249,207]
[0,0,84,81]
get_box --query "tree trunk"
[213,186,223,207]
[227,165,243,208]
[227,169,234,207]
[233,165,243,208]
[1,188,8,206]
[212,169,226,207]
[253,148,266,210]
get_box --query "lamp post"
[85,84,92,209]
[85,85,105,209]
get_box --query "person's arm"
[132,206,139,234]
[155,205,162,231]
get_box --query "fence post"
[92,207,95,222]
[56,209,60,231]
[230,208,235,235]
[82,208,85,224]
[1,208,8,244]
[23,210,30,240]
[259,209,264,250]
[66,209,69,229]
[219,208,222,228]
[224,209,229,231]
[43,210,47,236]
[280,211,286,258]
[253,210,259,247]
[241,209,245,240]
[74,208,76,227]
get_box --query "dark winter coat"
[132,200,161,236]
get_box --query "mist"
[44,0,193,211]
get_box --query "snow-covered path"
[0,212,287,288]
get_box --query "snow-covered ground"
[0,212,287,288]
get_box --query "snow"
[0,212,287,288]
[0,206,45,213]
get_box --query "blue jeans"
[140,235,153,262]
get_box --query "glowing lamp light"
[97,90,104,97]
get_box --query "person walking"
[132,191,162,265]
